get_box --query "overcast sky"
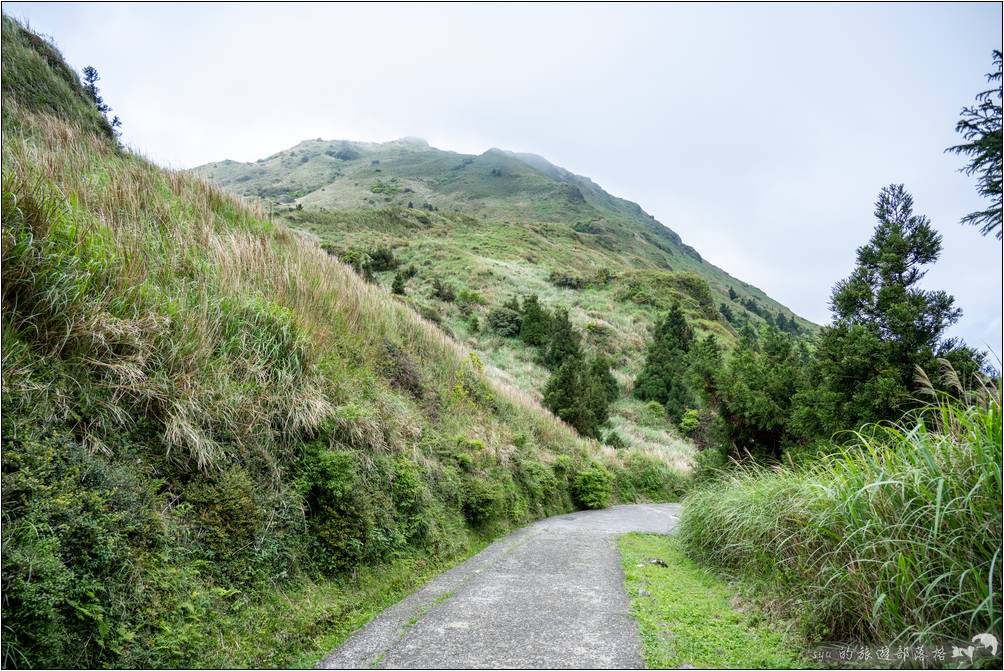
[7,2,1003,355]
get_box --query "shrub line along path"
[319,503,681,669]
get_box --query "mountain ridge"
[192,136,814,334]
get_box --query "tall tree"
[587,355,619,404]
[687,334,723,403]
[831,185,959,364]
[543,357,598,438]
[81,65,120,139]
[81,66,108,113]
[633,302,694,421]
[717,326,801,457]
[792,184,975,439]
[946,50,1002,240]
[542,308,581,369]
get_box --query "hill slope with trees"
[0,17,687,668]
[193,135,818,459]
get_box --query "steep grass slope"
[0,17,685,668]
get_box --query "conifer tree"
[718,303,735,324]
[543,308,582,369]
[717,326,800,456]
[543,357,597,437]
[587,354,619,404]
[542,353,617,439]
[519,294,552,348]
[633,302,694,421]
[582,373,610,430]
[391,273,406,295]
[947,50,1002,239]
[687,334,722,403]
[82,66,109,113]
[791,184,981,440]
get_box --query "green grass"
[677,381,1003,651]
[196,541,483,668]
[188,30,816,475]
[620,533,807,669]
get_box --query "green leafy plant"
[572,464,612,510]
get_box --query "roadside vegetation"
[678,381,1001,649]
[0,17,684,668]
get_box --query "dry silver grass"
[3,104,585,470]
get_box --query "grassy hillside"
[193,137,812,337]
[193,135,816,460]
[0,17,686,668]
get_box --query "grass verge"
[620,533,808,669]
[198,537,487,668]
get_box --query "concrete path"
[319,503,681,669]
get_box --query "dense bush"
[614,453,688,502]
[184,468,269,579]
[340,248,375,281]
[333,146,360,161]
[461,478,505,527]
[690,445,729,483]
[368,245,398,271]
[1,427,166,667]
[602,429,626,449]
[301,450,375,569]
[484,306,522,337]
[615,270,716,318]
[548,270,586,289]
[431,278,456,302]
[678,409,700,434]
[572,464,612,510]
[456,288,486,314]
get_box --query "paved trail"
[319,503,681,669]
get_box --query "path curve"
[319,503,681,669]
